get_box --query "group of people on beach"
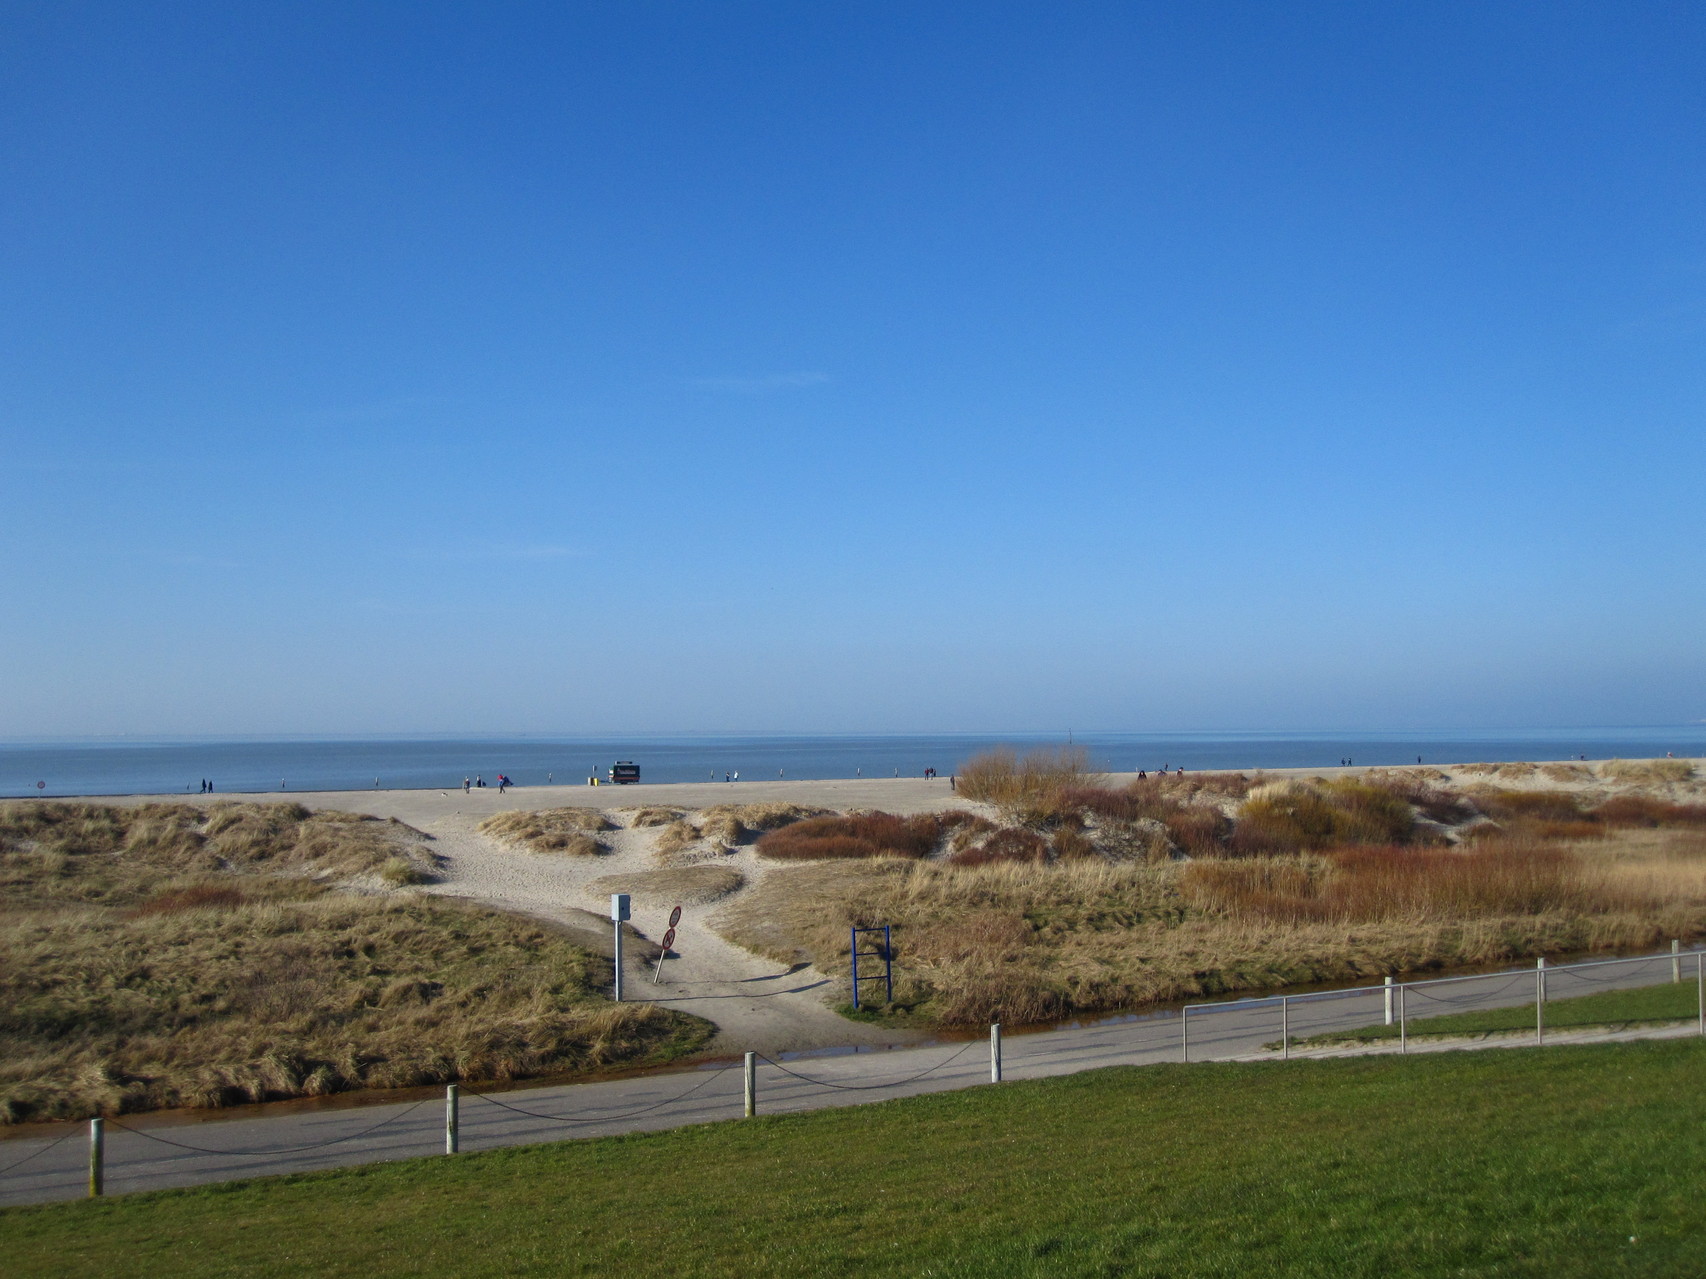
[462,774,513,793]
[197,779,214,793]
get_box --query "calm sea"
[2,729,1704,799]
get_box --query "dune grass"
[1602,758,1696,784]
[477,808,611,854]
[1303,977,1703,1044]
[6,1041,1706,1277]
[589,866,745,907]
[0,802,710,1123]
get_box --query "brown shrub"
[950,827,1049,866]
[755,813,947,861]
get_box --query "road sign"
[654,914,680,984]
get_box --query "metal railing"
[1181,943,1706,1062]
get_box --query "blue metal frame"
[850,924,893,1010]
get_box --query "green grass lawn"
[4,1041,1705,1278]
[1297,978,1704,1045]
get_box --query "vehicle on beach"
[609,761,641,784]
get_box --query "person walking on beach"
[498,775,507,794]
[733,771,739,782]
[463,777,471,793]
[725,772,731,783]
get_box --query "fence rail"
[1181,944,1706,1062]
[4,942,1702,1207]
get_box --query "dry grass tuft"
[590,866,745,907]
[696,803,830,845]
[654,820,704,859]
[1602,758,1696,784]
[956,747,1104,820]
[1230,779,1416,854]
[624,808,684,827]
[479,808,612,854]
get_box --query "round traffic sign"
[668,905,682,928]
[660,926,676,951]
[36,781,45,790]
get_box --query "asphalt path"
[3,947,1699,1208]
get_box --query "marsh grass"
[0,802,709,1122]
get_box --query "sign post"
[653,905,682,983]
[610,893,630,1002]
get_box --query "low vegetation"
[590,866,745,907]
[477,807,611,855]
[7,1042,1706,1277]
[712,749,1706,1026]
[0,802,710,1123]
[1602,758,1696,784]
[755,812,964,861]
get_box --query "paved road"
[3,947,1699,1208]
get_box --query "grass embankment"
[6,1042,1706,1277]
[0,802,711,1123]
[716,751,1706,1025]
[1300,979,1704,1045]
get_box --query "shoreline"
[22,755,1702,813]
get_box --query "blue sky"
[2,2,1703,736]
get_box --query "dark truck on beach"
[608,761,641,784]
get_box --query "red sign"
[660,927,677,951]
[36,781,45,790]
[668,905,682,928]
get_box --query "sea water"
[2,728,1703,799]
